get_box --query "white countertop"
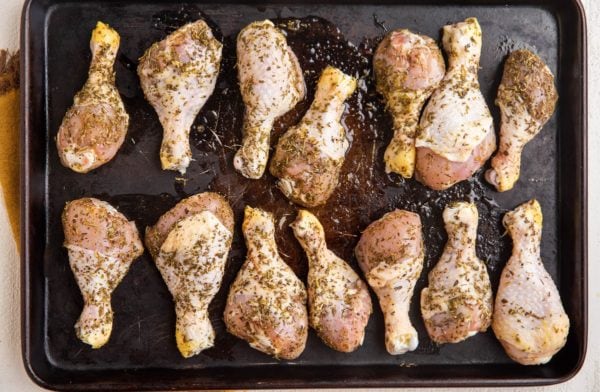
[1,0,597,391]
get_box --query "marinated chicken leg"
[62,198,143,348]
[492,200,569,365]
[224,206,308,359]
[57,22,129,173]
[355,210,424,355]
[138,20,222,173]
[485,50,558,191]
[234,20,306,179]
[291,210,372,352]
[270,66,356,207]
[415,18,496,190]
[145,192,234,358]
[374,29,445,177]
[420,202,493,343]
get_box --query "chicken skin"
[145,192,234,259]
[492,200,569,365]
[270,66,356,207]
[234,20,306,179]
[291,210,372,352]
[145,192,234,358]
[57,22,129,173]
[420,202,493,344]
[224,206,308,359]
[138,20,222,173]
[415,18,496,190]
[485,50,558,191]
[62,198,143,348]
[355,210,424,355]
[374,29,445,177]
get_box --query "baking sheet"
[21,0,587,389]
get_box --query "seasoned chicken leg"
[224,206,308,359]
[138,20,222,173]
[355,210,424,355]
[145,192,234,358]
[374,29,445,177]
[270,66,356,207]
[485,50,558,191]
[57,22,129,173]
[234,20,306,179]
[415,18,496,190]
[62,198,143,348]
[291,210,372,352]
[492,200,569,365]
[420,202,493,344]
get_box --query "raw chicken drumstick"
[62,198,143,348]
[492,200,569,365]
[291,210,372,352]
[138,20,222,173]
[420,202,493,344]
[415,18,496,190]
[57,22,129,173]
[270,66,356,207]
[224,206,308,359]
[355,210,424,355]
[485,50,558,191]
[374,29,445,177]
[145,192,234,358]
[234,20,306,179]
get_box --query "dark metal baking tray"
[21,0,587,390]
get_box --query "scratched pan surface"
[21,0,587,390]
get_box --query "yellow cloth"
[0,88,19,249]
